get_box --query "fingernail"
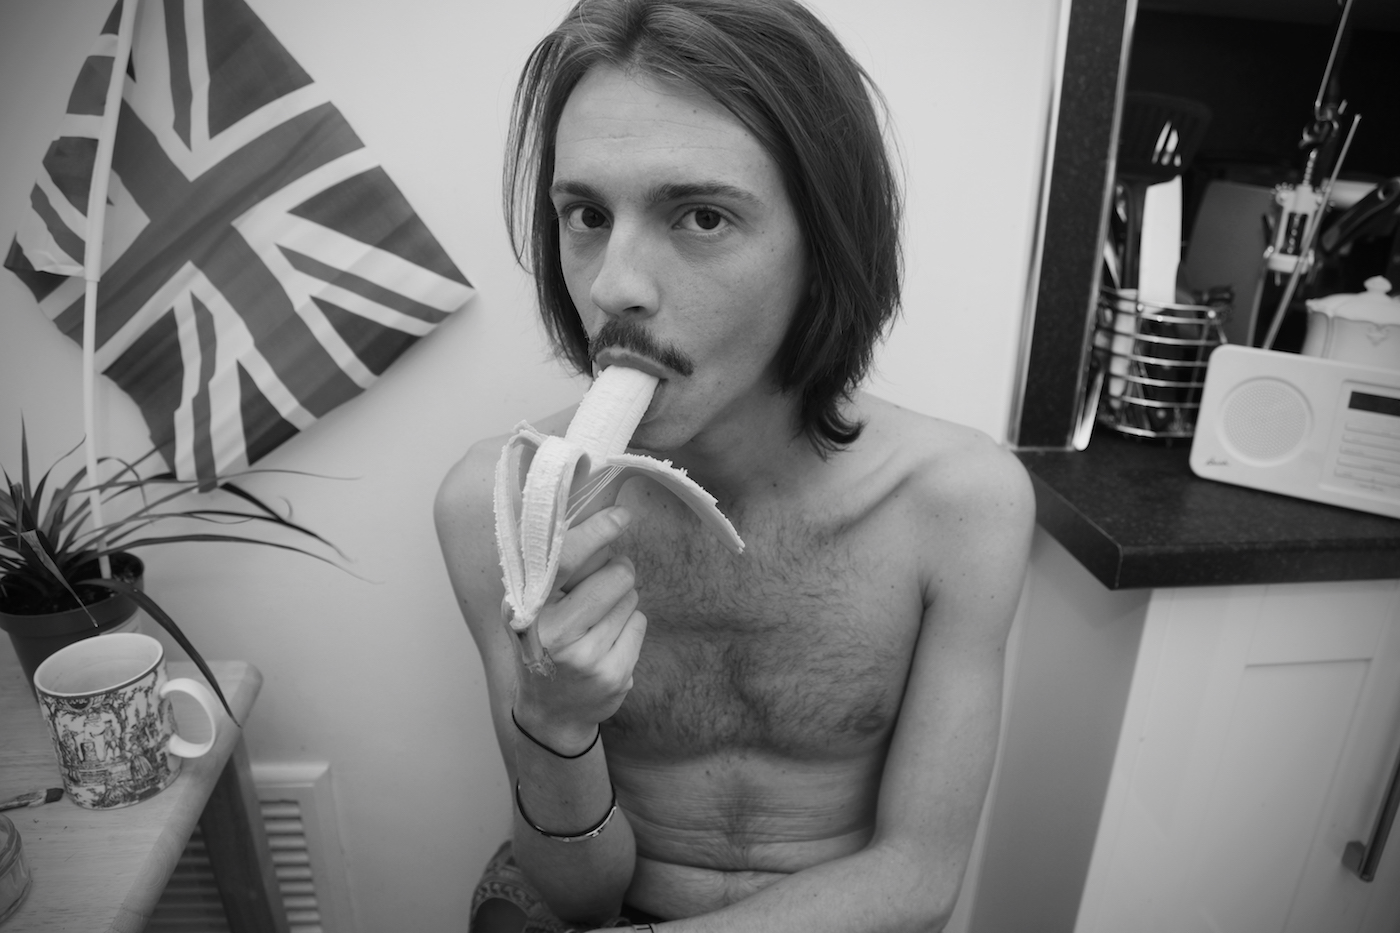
[612,506,632,529]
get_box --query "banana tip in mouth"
[595,356,668,382]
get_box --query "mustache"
[588,320,695,377]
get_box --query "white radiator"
[148,762,356,933]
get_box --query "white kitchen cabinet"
[1074,579,1400,933]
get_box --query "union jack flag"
[5,0,475,489]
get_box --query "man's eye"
[682,208,726,232]
[564,206,608,230]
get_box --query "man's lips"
[594,349,671,382]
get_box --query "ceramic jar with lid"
[1301,275,1400,370]
[0,813,31,923]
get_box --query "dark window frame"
[1010,0,1134,450]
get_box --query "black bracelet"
[512,709,601,759]
[631,924,657,932]
[515,779,618,842]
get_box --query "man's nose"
[589,222,660,320]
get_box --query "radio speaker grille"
[1221,379,1310,462]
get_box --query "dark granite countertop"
[1016,432,1400,590]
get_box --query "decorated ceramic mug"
[32,633,221,810]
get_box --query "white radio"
[1190,345,1400,519]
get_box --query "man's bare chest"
[604,500,924,760]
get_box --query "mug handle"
[160,677,222,758]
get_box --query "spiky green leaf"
[81,577,238,725]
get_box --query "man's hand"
[511,505,647,753]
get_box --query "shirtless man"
[435,1,1035,930]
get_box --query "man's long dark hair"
[505,0,903,454]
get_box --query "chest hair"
[605,502,917,761]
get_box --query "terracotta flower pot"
[0,553,145,696]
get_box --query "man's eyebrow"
[646,181,764,207]
[548,178,763,207]
[548,179,604,202]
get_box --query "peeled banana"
[494,365,744,674]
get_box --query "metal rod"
[1343,741,1400,882]
[1315,0,1356,119]
[1261,114,1361,351]
[81,0,142,581]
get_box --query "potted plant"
[1,426,338,716]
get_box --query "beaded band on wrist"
[511,708,601,759]
[515,779,618,842]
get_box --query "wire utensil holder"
[1093,287,1230,440]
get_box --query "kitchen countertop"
[1015,431,1400,590]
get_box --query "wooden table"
[0,644,289,933]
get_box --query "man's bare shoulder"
[433,402,584,585]
[856,393,1031,491]
[435,408,579,521]
[435,433,508,528]
[433,434,513,614]
[844,395,1034,642]
[852,394,1035,550]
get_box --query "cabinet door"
[1075,580,1400,933]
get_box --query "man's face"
[551,66,808,453]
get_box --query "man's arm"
[601,437,1035,933]
[435,439,645,925]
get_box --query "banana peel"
[494,366,743,675]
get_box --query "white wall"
[0,1,1058,929]
[963,530,1149,933]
